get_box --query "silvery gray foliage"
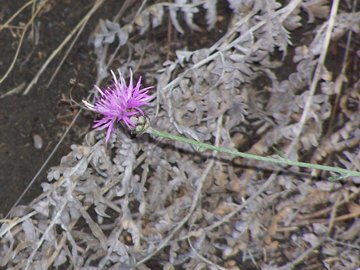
[91,19,129,48]
[2,1,360,269]
[135,0,218,34]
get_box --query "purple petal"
[86,69,154,142]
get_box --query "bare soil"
[0,0,101,215]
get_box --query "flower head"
[84,70,154,142]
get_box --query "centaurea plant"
[83,70,154,142]
[84,70,360,179]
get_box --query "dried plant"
[1,0,360,269]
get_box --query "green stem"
[147,127,360,178]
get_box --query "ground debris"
[1,1,360,269]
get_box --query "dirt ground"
[0,0,102,215]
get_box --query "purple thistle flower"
[84,70,154,142]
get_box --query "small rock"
[32,134,43,150]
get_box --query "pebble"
[32,134,43,149]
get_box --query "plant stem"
[147,127,360,178]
